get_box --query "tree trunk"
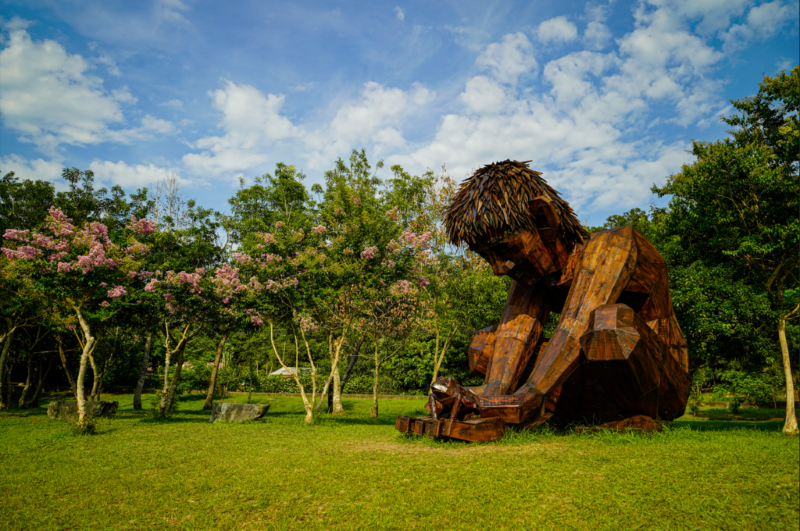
[57,335,78,399]
[247,352,254,404]
[133,332,153,410]
[0,322,16,410]
[332,363,345,414]
[18,350,34,409]
[28,353,54,408]
[371,340,380,418]
[158,325,191,418]
[340,334,365,392]
[203,333,228,410]
[778,316,798,435]
[430,327,454,384]
[74,307,96,431]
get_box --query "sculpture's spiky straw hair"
[444,159,589,250]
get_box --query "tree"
[654,66,799,435]
[1,207,153,429]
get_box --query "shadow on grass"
[673,420,784,432]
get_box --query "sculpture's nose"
[488,253,514,275]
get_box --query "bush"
[719,370,773,407]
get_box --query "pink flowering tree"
[143,263,264,418]
[1,207,153,430]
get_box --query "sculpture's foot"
[478,387,546,425]
[575,414,663,434]
[395,415,505,443]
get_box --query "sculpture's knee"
[579,304,646,362]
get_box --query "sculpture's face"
[469,229,561,286]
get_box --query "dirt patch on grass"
[347,439,563,456]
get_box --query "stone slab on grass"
[47,401,119,420]
[209,402,270,423]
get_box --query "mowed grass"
[0,394,798,531]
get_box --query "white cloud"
[304,81,434,169]
[446,25,492,52]
[159,99,184,109]
[537,16,578,44]
[722,1,797,53]
[0,25,139,155]
[584,21,612,50]
[672,0,750,35]
[156,0,190,25]
[395,7,405,21]
[94,54,120,76]
[0,154,63,185]
[476,33,537,84]
[141,115,175,134]
[182,80,301,176]
[460,76,508,114]
[88,159,181,188]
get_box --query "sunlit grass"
[1,394,797,530]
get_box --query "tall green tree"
[654,66,799,434]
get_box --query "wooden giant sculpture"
[396,160,690,442]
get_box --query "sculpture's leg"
[578,304,690,421]
[483,281,551,396]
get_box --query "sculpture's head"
[444,160,589,286]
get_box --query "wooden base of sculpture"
[395,160,691,443]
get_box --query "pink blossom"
[108,285,127,298]
[48,252,68,262]
[311,225,327,236]
[164,293,174,302]
[250,315,264,326]
[100,301,110,308]
[57,262,71,273]
[275,221,285,229]
[352,196,361,206]
[46,207,75,237]
[130,216,156,235]
[343,248,354,255]
[100,282,108,287]
[390,280,414,296]
[419,277,430,287]
[144,279,158,292]
[3,229,30,241]
[361,246,377,259]
[385,207,399,221]
[234,253,252,264]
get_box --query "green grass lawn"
[1,394,797,531]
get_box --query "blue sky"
[1,0,797,225]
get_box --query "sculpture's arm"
[523,227,638,395]
[479,227,638,423]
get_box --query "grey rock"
[47,401,119,420]
[209,402,270,423]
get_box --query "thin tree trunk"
[371,339,380,418]
[158,324,191,418]
[74,307,97,430]
[0,321,16,410]
[778,315,798,435]
[203,333,228,410]
[430,327,455,384]
[133,332,153,410]
[57,334,78,399]
[247,352,254,404]
[268,323,315,424]
[18,350,34,409]
[29,353,54,408]
[3,361,12,409]
[331,364,344,414]
[340,334,365,393]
